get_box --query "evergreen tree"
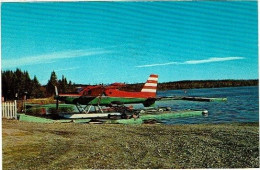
[2,69,77,99]
[60,75,68,93]
[67,80,76,93]
[14,69,23,97]
[23,71,31,97]
[31,76,42,98]
[2,69,44,100]
[46,71,58,96]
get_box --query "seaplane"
[54,74,159,118]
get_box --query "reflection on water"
[156,86,259,125]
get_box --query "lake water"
[156,86,259,125]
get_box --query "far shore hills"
[76,79,258,91]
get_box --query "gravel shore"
[2,120,259,169]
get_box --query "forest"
[122,79,258,92]
[2,69,75,100]
[1,69,258,100]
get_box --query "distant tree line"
[2,69,75,100]
[157,80,258,91]
[2,69,258,100]
[122,79,258,91]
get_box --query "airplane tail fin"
[141,74,158,97]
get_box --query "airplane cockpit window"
[77,88,84,93]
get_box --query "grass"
[15,97,56,112]
[26,97,56,105]
[25,103,75,116]
[2,120,259,169]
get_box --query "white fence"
[2,101,17,119]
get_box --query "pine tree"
[3,70,15,100]
[23,71,31,97]
[2,69,42,100]
[58,75,68,93]
[31,76,41,98]
[67,80,75,93]
[46,71,58,96]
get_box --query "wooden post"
[10,102,12,119]
[9,102,12,119]
[11,102,13,119]
[2,102,4,118]
[7,102,9,118]
[4,102,6,118]
[9,102,11,119]
[14,100,17,119]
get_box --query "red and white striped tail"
[141,74,158,94]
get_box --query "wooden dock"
[61,112,121,119]
[106,110,208,124]
[157,96,227,102]
[18,109,207,124]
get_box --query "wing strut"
[75,103,103,114]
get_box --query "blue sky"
[1,1,258,85]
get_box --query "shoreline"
[121,81,258,92]
[3,120,259,169]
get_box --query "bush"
[26,108,44,115]
[48,106,74,114]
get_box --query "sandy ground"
[2,119,259,169]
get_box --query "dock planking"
[157,96,227,102]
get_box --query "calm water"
[156,86,259,125]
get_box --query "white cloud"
[54,66,80,72]
[135,62,179,68]
[184,57,244,64]
[135,57,244,68]
[2,49,111,69]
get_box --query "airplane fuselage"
[55,74,158,108]
[57,95,155,107]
